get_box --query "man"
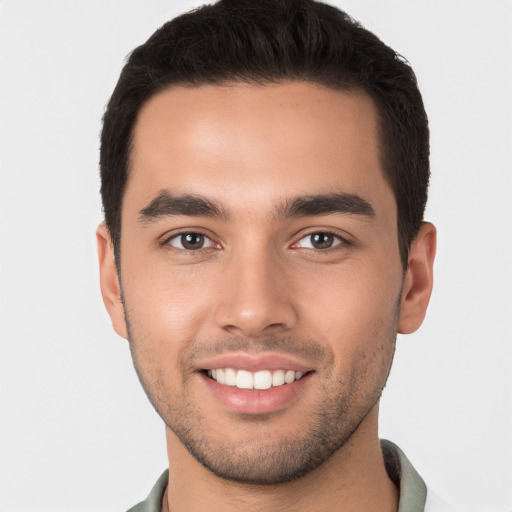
[96,0,446,510]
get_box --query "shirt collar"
[381,439,427,512]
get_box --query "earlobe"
[96,223,128,339]
[398,222,437,335]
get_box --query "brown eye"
[311,233,334,249]
[168,232,213,250]
[296,232,343,250]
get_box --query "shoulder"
[381,440,458,512]
[126,503,146,512]
[125,470,169,512]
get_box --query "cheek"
[301,260,402,330]
[121,272,208,394]
[297,260,402,374]
[122,244,216,330]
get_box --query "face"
[98,82,433,484]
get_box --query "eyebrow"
[277,193,375,219]
[138,191,229,224]
[138,190,375,225]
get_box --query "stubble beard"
[167,375,385,485]
[124,302,399,485]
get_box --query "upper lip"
[195,353,313,373]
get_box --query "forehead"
[127,82,393,218]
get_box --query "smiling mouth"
[204,368,310,390]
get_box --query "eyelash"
[292,230,351,252]
[161,230,218,252]
[161,229,351,253]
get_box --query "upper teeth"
[207,368,305,390]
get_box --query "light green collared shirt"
[127,440,430,512]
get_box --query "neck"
[163,406,398,512]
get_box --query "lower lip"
[200,372,311,415]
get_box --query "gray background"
[1,1,511,510]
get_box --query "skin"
[97,82,436,512]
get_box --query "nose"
[213,247,299,338]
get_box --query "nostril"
[263,322,289,333]
[223,324,240,335]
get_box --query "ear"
[398,222,437,334]
[96,223,128,339]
